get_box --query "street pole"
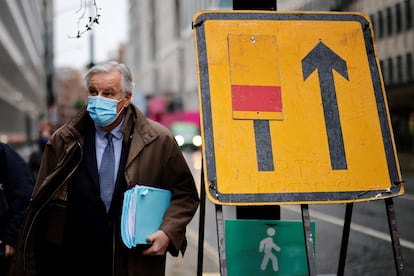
[88,3,95,68]
[232,0,280,221]
[44,0,54,117]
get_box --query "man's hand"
[142,230,170,256]
[0,240,15,257]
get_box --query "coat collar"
[121,105,159,167]
[56,105,160,173]
[58,105,159,147]
[122,104,158,145]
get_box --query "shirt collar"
[96,117,125,141]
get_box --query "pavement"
[165,226,220,276]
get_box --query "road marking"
[282,205,414,251]
[400,192,414,201]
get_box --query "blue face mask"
[87,96,123,126]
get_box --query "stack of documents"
[121,185,171,248]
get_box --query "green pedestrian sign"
[225,220,316,276]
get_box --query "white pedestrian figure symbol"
[259,227,281,271]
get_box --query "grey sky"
[54,0,127,69]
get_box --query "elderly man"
[10,61,199,276]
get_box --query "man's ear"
[123,91,132,107]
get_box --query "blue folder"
[121,185,171,248]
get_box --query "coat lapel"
[84,127,100,192]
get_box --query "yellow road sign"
[193,11,404,205]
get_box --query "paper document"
[121,185,171,248]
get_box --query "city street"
[2,1,414,276]
[168,150,414,275]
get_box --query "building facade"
[0,0,47,144]
[348,0,414,157]
[54,67,87,127]
[126,0,231,112]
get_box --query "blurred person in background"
[10,61,199,276]
[0,142,33,275]
[29,128,52,180]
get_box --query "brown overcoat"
[9,105,200,276]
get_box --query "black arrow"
[302,41,349,170]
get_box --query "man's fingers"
[142,230,170,256]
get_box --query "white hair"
[84,61,135,94]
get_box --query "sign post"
[232,0,281,227]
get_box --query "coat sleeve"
[0,143,34,246]
[158,135,200,256]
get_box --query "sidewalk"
[166,227,220,276]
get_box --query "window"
[380,60,388,84]
[397,55,403,82]
[370,14,376,35]
[380,60,386,82]
[406,0,412,30]
[386,7,393,36]
[378,10,384,38]
[407,53,413,81]
[388,57,394,84]
[396,3,402,33]
[219,0,233,8]
[380,60,385,80]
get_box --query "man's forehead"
[89,70,121,87]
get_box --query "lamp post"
[44,0,55,117]
[88,3,95,68]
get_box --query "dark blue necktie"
[100,132,115,212]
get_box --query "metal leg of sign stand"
[197,167,206,276]
[337,203,353,276]
[215,204,228,276]
[385,197,406,275]
[301,204,317,276]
